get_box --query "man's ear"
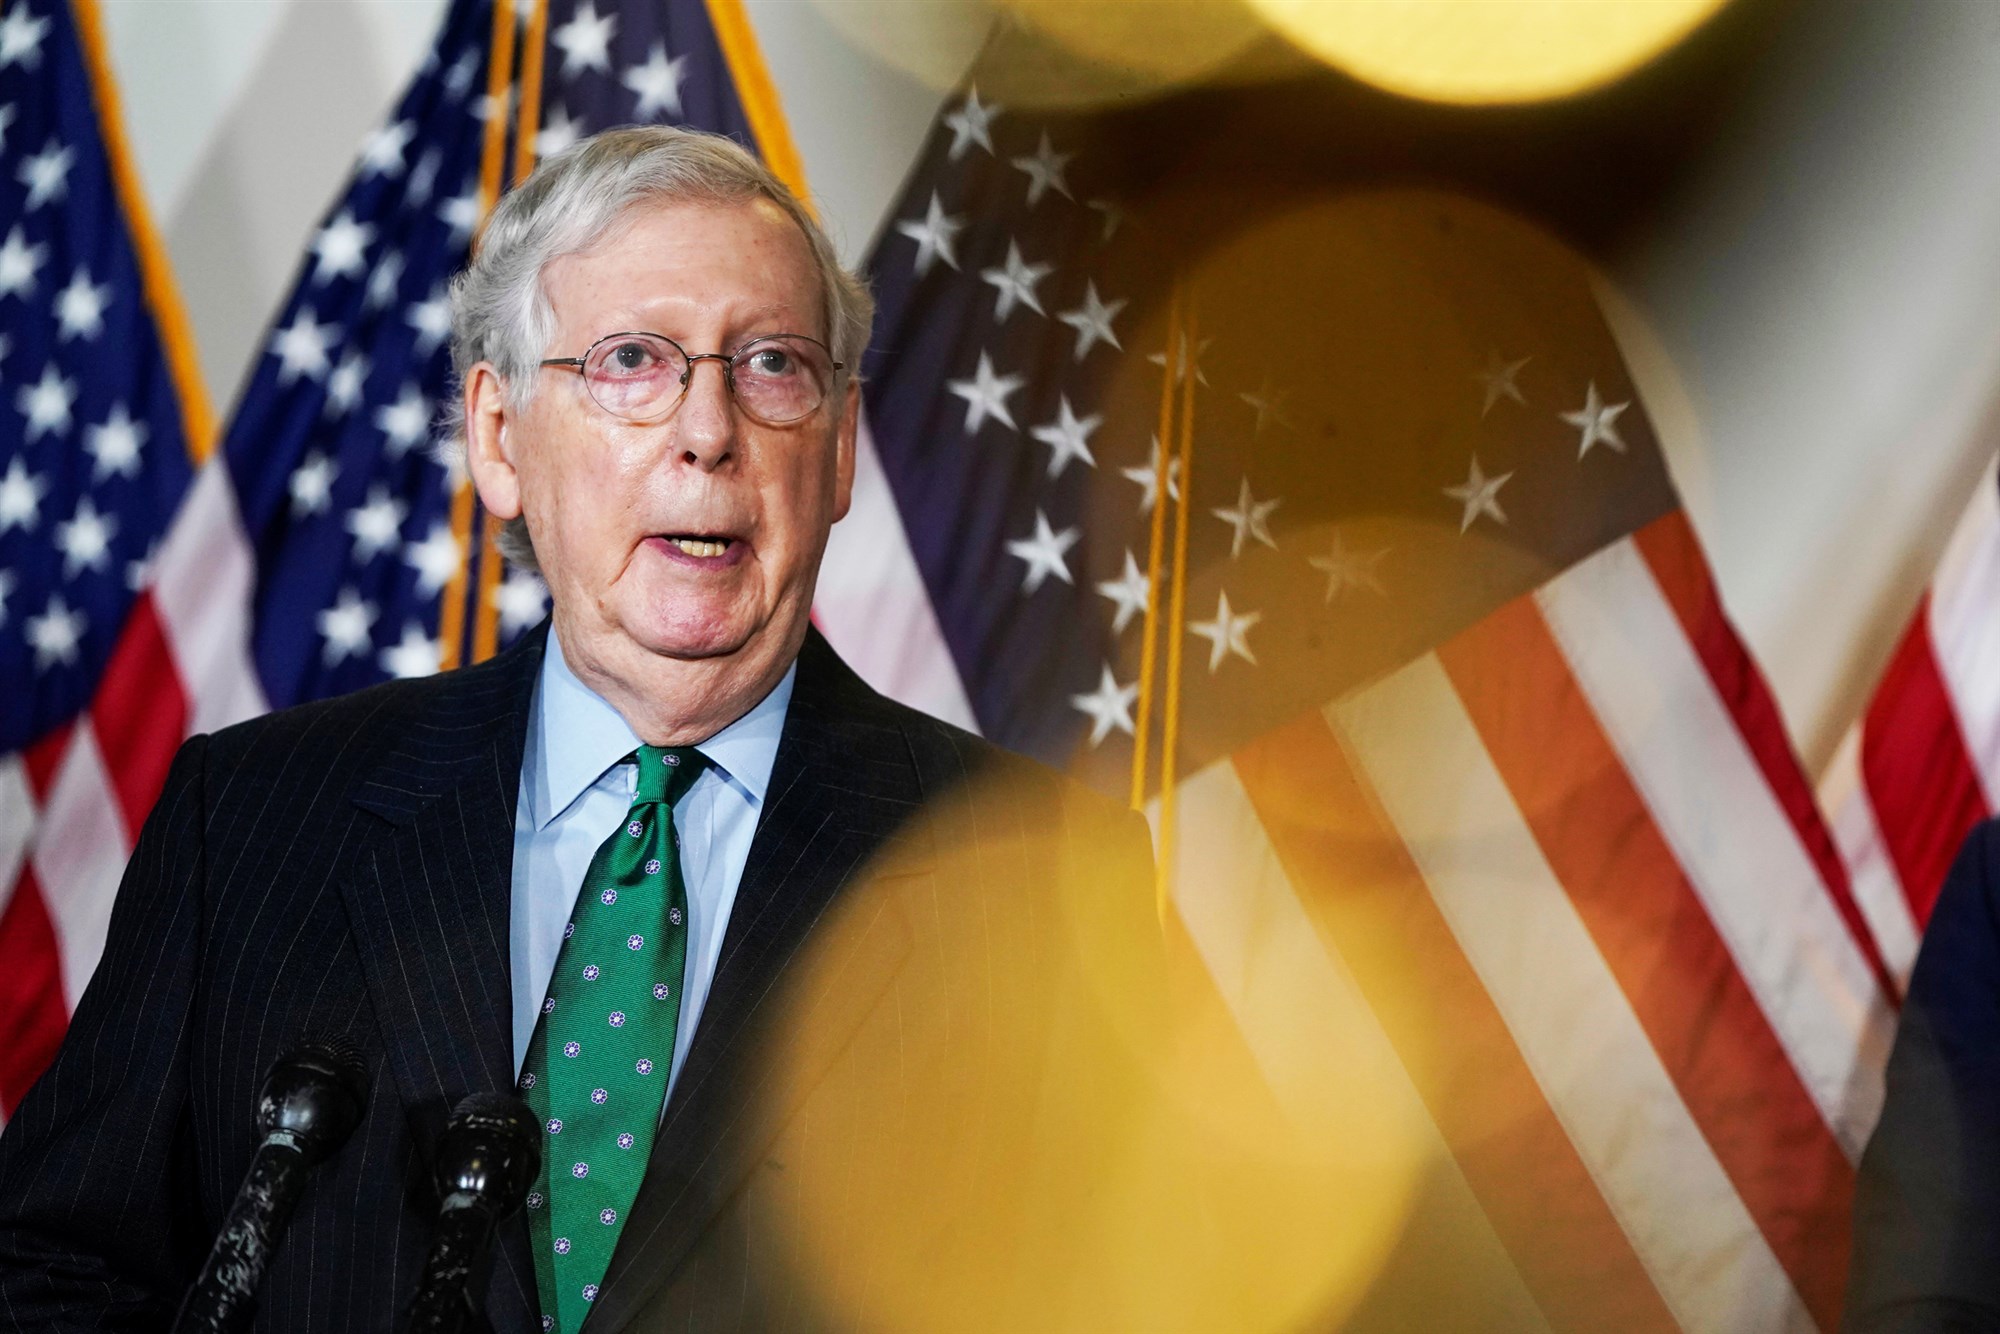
[830,377,859,524]
[463,362,522,520]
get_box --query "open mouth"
[652,532,744,563]
[665,535,732,558]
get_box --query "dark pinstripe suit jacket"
[0,624,1155,1332]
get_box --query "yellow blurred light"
[1246,0,1731,104]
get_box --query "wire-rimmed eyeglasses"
[539,331,842,426]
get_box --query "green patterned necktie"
[519,744,707,1333]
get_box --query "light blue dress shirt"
[510,631,793,1102]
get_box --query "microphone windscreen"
[254,1037,370,1164]
[435,1093,541,1215]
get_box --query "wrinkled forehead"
[541,194,826,341]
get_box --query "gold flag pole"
[438,0,519,673]
[1129,282,1181,814]
[1155,308,1198,923]
[469,0,551,667]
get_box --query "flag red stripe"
[0,868,70,1116]
[88,592,189,843]
[1854,598,1989,927]
[1233,710,1679,1334]
[1634,511,1896,999]
[1440,598,1853,1328]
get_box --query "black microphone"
[172,1037,369,1334]
[403,1092,542,1334]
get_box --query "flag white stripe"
[1925,455,2000,806]
[1821,727,1920,992]
[151,460,268,737]
[1535,538,1890,1157]
[31,723,132,1010]
[816,416,980,734]
[1163,757,1552,1332]
[1335,654,1810,1334]
[0,756,35,920]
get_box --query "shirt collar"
[527,629,795,830]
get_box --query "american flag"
[806,32,1901,1329]
[1823,455,2000,992]
[0,0,792,1115]
[0,0,205,1113]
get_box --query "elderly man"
[0,126,1155,1332]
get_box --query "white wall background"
[95,0,2000,775]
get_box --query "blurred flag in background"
[0,0,206,1113]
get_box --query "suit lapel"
[338,625,546,1334]
[585,632,931,1334]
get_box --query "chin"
[630,602,759,662]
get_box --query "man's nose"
[671,356,736,469]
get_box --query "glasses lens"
[583,334,686,421]
[729,336,833,424]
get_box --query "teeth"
[671,538,728,558]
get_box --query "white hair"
[446,124,874,569]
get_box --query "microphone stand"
[172,1038,369,1334]
[404,1092,542,1334]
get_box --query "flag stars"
[0,458,45,531]
[1148,332,1211,386]
[345,484,409,562]
[0,4,49,69]
[438,192,480,244]
[17,364,75,440]
[0,104,13,155]
[1057,281,1125,360]
[942,87,998,161]
[1029,396,1100,478]
[1006,509,1079,594]
[979,241,1053,324]
[270,309,336,383]
[375,383,432,457]
[311,211,374,284]
[407,289,452,355]
[623,42,687,119]
[326,351,370,416]
[317,588,379,665]
[18,139,72,210]
[895,192,964,278]
[1188,590,1260,673]
[1238,379,1293,435]
[1087,199,1125,244]
[0,226,46,298]
[55,498,116,578]
[1096,551,1149,634]
[26,595,83,670]
[1445,455,1512,533]
[1476,352,1529,416]
[1070,664,1137,747]
[1212,477,1281,558]
[1121,437,1182,515]
[0,570,12,626]
[1011,131,1074,207]
[404,522,463,596]
[494,568,550,634]
[1563,381,1630,458]
[1308,531,1388,603]
[552,0,618,76]
[54,266,110,339]
[85,404,147,480]
[946,352,1024,435]
[380,623,442,679]
[365,251,404,312]
[290,451,340,517]
[408,152,441,205]
[359,119,414,177]
[535,104,583,160]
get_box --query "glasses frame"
[539,330,845,426]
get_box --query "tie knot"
[633,745,707,805]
